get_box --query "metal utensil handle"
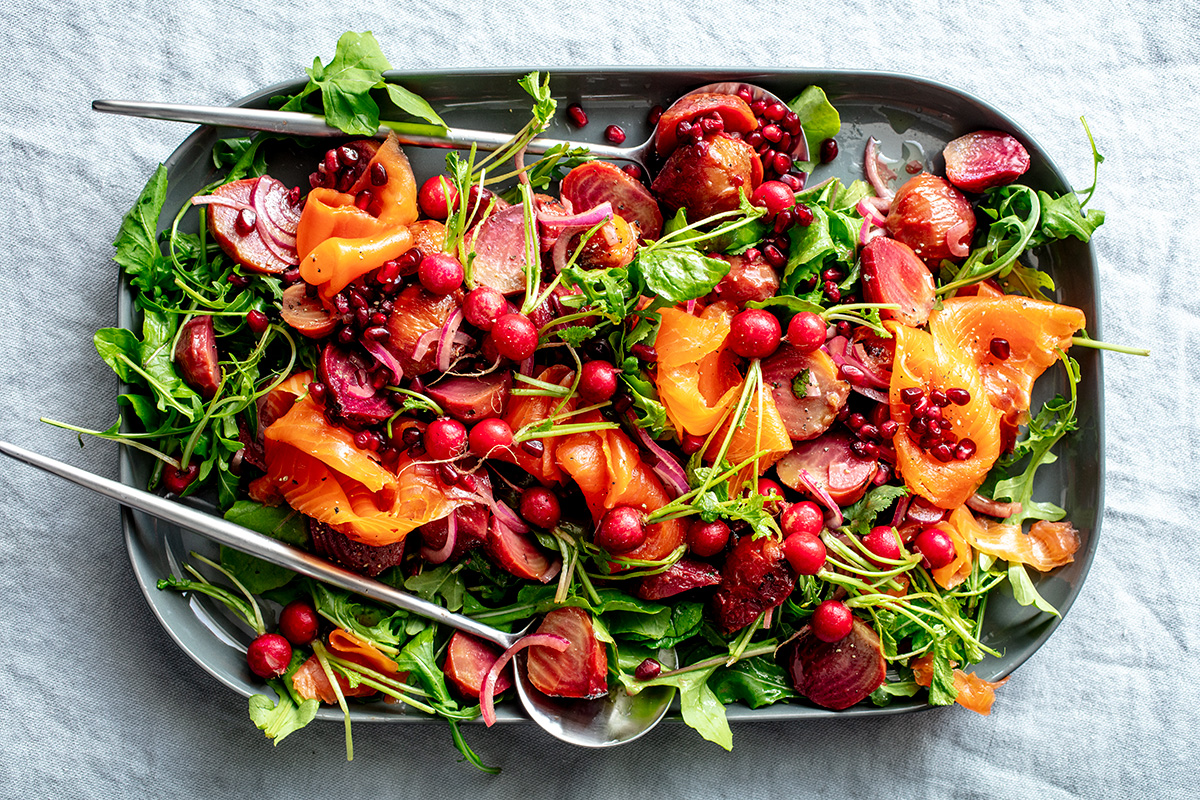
[0,441,515,648]
[91,99,634,160]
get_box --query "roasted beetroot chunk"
[637,557,721,601]
[444,632,511,699]
[425,372,512,423]
[526,607,608,699]
[309,518,405,577]
[943,130,1031,193]
[317,343,394,424]
[174,315,221,399]
[711,535,797,634]
[762,344,849,441]
[710,250,780,307]
[787,617,886,710]
[652,133,763,222]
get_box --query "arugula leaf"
[605,600,704,648]
[926,638,959,706]
[404,563,467,613]
[310,582,406,653]
[249,679,319,746]
[1007,563,1060,616]
[787,86,841,173]
[393,626,455,707]
[710,655,799,708]
[94,328,141,383]
[842,484,909,537]
[113,165,171,294]
[869,680,922,706]
[1030,191,1105,247]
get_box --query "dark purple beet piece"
[637,557,721,600]
[425,372,512,423]
[174,315,221,399]
[787,617,887,710]
[711,535,797,634]
[317,343,394,424]
[418,504,490,561]
[309,518,406,577]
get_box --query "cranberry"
[596,506,646,553]
[989,337,1011,360]
[819,138,839,163]
[786,311,826,353]
[914,526,957,569]
[418,175,459,220]
[425,417,468,461]
[578,360,619,403]
[491,313,539,361]
[634,658,662,680]
[278,601,319,646]
[757,478,787,514]
[463,287,506,332]
[781,501,824,537]
[728,309,782,359]
[566,103,589,127]
[604,125,627,144]
[246,633,292,679]
[418,253,465,295]
[162,462,200,494]
[469,418,514,456]
[782,532,826,576]
[862,525,902,562]
[750,180,797,217]
[810,600,853,643]
[688,519,730,558]
[520,486,562,529]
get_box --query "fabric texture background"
[1,1,1196,797]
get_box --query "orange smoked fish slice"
[954,506,1081,571]
[499,364,577,484]
[264,394,396,493]
[888,322,1002,509]
[656,305,742,436]
[911,654,1009,716]
[929,295,1084,421]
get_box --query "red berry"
[418,175,459,220]
[728,309,782,359]
[688,519,730,558]
[914,526,957,569]
[246,309,270,334]
[862,525,902,562]
[469,418,513,455]
[810,600,853,643]
[520,486,562,529]
[757,478,786,514]
[246,633,292,679]
[491,313,539,361]
[596,506,646,553]
[162,463,200,494]
[781,501,824,537]
[819,138,839,164]
[578,360,619,403]
[425,417,467,461]
[463,287,506,332]
[750,180,797,216]
[278,601,318,646]
[783,532,826,575]
[786,311,826,353]
[418,253,464,295]
[566,103,589,127]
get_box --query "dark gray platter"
[120,68,1104,727]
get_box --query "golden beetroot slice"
[280,282,337,338]
[788,617,886,710]
[775,431,877,506]
[526,608,608,699]
[885,173,975,266]
[860,237,936,327]
[560,160,664,241]
[943,130,1031,193]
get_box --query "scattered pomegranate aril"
[519,439,545,457]
[681,432,706,455]
[354,190,373,211]
[914,526,956,569]
[989,337,1011,360]
[634,658,662,681]
[879,419,900,438]
[647,105,663,126]
[772,152,793,175]
[783,532,826,575]
[596,506,647,553]
[370,161,388,186]
[728,309,782,359]
[762,244,787,269]
[567,103,589,127]
[954,438,977,460]
[622,164,645,182]
[688,519,731,558]
[945,387,971,405]
[425,417,468,461]
[278,601,319,646]
[604,125,626,144]
[820,138,839,163]
[246,633,292,679]
[900,387,923,404]
[630,343,658,363]
[810,600,853,643]
[245,309,269,334]
[520,486,562,529]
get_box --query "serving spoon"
[92,81,807,171]
[0,441,676,747]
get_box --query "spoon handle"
[91,99,636,161]
[0,441,516,648]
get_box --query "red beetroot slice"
[637,557,721,601]
[654,93,758,156]
[762,344,849,441]
[174,315,221,399]
[280,282,337,339]
[860,237,936,327]
[425,372,512,423]
[788,617,886,710]
[469,204,529,295]
[317,343,394,424]
[444,632,511,699]
[943,130,1031,193]
[419,504,490,561]
[710,251,779,307]
[560,161,664,241]
[776,432,877,506]
[309,518,405,577]
[205,178,292,274]
[487,516,558,582]
[526,607,608,699]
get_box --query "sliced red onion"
[863,137,896,203]
[419,511,457,564]
[535,201,613,229]
[493,500,531,534]
[190,194,251,211]
[518,356,534,377]
[551,231,573,273]
[627,416,689,498]
[851,385,889,403]
[966,492,1023,519]
[480,633,570,726]
[250,177,299,265]
[363,339,404,385]
[856,198,888,227]
[890,495,911,528]
[684,299,697,316]
[411,328,440,363]
[946,219,972,257]
[797,468,844,528]
[826,336,890,390]
[436,309,464,373]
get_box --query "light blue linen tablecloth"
[2,1,1196,797]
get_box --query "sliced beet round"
[860,237,936,327]
[204,178,293,274]
[762,344,849,441]
[444,631,511,700]
[560,160,664,241]
[418,504,490,562]
[469,204,529,295]
[526,607,608,699]
[309,517,405,577]
[384,284,462,376]
[943,130,1031,193]
[787,617,886,710]
[317,343,394,424]
[637,557,721,601]
[425,372,512,423]
[280,282,336,339]
[174,315,221,399]
[775,431,877,506]
[487,516,557,582]
[711,535,797,635]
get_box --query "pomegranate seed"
[689,519,731,558]
[234,208,256,235]
[761,123,783,143]
[783,115,802,135]
[750,99,768,115]
[245,309,269,334]
[287,186,302,206]
[946,387,971,405]
[337,146,359,166]
[930,442,954,462]
[578,360,619,403]
[847,413,866,431]
[353,430,378,450]
[604,125,626,144]
[762,244,786,268]
[929,388,950,407]
[681,432,705,455]
[811,600,853,642]
[990,337,1011,360]
[567,103,588,127]
[764,102,787,122]
[401,427,423,448]
[519,439,545,457]
[520,487,562,529]
[777,133,793,152]
[900,387,923,404]
[779,172,804,191]
[781,501,824,537]
[772,153,793,174]
[622,164,645,181]
[822,267,844,282]
[955,438,977,460]
[596,506,646,553]
[354,190,372,210]
[630,343,658,362]
[879,419,900,438]
[437,463,458,485]
[308,382,328,404]
[647,105,663,126]
[745,131,764,148]
[736,86,754,103]
[676,120,694,140]
[612,395,634,414]
[370,162,388,186]
[728,309,782,359]
[635,658,662,681]
[793,203,814,226]
[370,311,388,326]
[323,149,340,174]
[819,138,839,163]
[783,532,826,576]
[859,423,880,440]
[364,326,389,341]
[700,115,724,134]
[282,267,301,284]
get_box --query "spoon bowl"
[0,441,677,748]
